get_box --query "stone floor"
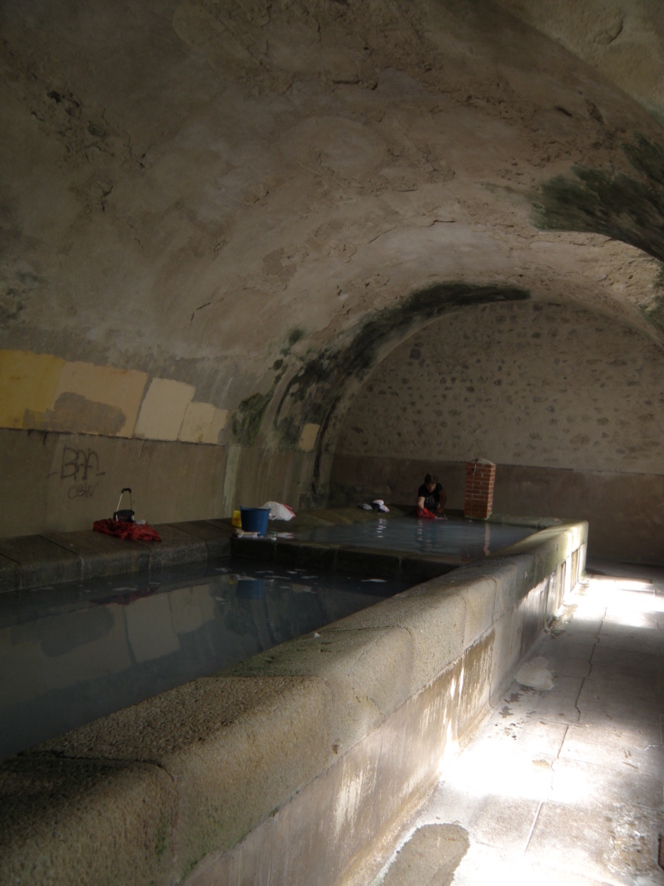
[375,560,664,886]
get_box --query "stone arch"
[329,299,664,560]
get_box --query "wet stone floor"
[375,560,664,886]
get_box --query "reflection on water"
[0,561,407,761]
[295,516,532,562]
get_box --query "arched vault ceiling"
[1,0,664,428]
[494,0,664,126]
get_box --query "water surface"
[292,515,533,562]
[0,559,407,761]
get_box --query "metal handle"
[115,488,133,511]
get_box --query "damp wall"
[330,301,664,564]
[0,425,316,538]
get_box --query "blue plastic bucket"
[240,507,270,535]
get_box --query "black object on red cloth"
[93,519,161,542]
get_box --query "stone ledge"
[6,676,332,884]
[0,519,236,593]
[0,519,589,885]
[0,755,177,886]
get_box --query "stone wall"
[0,426,316,537]
[332,301,664,562]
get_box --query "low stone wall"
[0,520,587,886]
[330,451,664,564]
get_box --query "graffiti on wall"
[49,446,106,499]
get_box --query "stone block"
[228,625,414,753]
[489,607,522,700]
[147,524,208,570]
[0,535,79,589]
[166,520,233,559]
[456,634,494,734]
[0,754,177,886]
[35,675,332,879]
[196,663,462,886]
[452,576,497,647]
[43,530,150,580]
[326,577,467,692]
[276,541,337,572]
[491,556,534,621]
[0,554,20,593]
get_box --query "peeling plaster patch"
[179,401,228,444]
[47,392,126,436]
[53,361,148,437]
[0,350,64,429]
[298,423,319,452]
[135,378,195,441]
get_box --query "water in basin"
[0,559,408,761]
[292,515,534,562]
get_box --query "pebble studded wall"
[337,301,664,475]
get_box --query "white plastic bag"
[261,501,296,521]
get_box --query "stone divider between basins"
[0,520,587,886]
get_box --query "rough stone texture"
[495,0,664,124]
[0,554,21,593]
[0,535,80,588]
[43,528,151,579]
[35,675,333,879]
[336,301,664,472]
[142,523,208,569]
[165,519,234,559]
[228,625,415,754]
[0,755,178,886]
[326,580,469,691]
[186,661,468,886]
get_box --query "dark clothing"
[418,482,445,512]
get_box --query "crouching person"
[416,473,447,519]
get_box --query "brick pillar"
[464,458,496,520]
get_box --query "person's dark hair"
[424,473,437,485]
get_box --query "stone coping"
[0,505,563,593]
[0,519,235,593]
[0,507,410,593]
[0,519,588,885]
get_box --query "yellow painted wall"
[0,351,65,429]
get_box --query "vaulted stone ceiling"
[2,0,663,454]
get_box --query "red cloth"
[416,506,436,520]
[93,519,161,542]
